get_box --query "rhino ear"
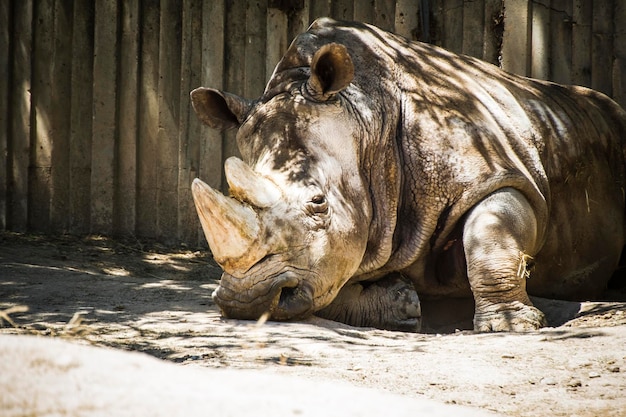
[190,87,252,130]
[305,43,354,101]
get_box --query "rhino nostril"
[278,286,297,305]
[274,283,313,320]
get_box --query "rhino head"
[191,44,377,321]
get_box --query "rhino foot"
[316,274,421,332]
[473,301,547,332]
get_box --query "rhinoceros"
[190,18,626,332]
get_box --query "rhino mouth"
[212,271,315,321]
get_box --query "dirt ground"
[1,232,626,416]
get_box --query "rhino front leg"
[463,187,547,332]
[315,274,422,332]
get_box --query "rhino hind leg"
[315,273,422,332]
[463,188,547,332]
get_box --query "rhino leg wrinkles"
[463,187,547,332]
[316,273,421,332]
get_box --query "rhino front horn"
[192,178,265,272]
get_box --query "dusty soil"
[1,232,626,416]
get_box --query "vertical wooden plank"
[442,0,463,53]
[91,0,118,234]
[331,0,353,21]
[571,0,592,87]
[288,0,309,42]
[462,0,484,59]
[482,0,503,65]
[29,0,54,232]
[197,0,225,245]
[501,0,530,76]
[113,0,140,236]
[0,1,10,229]
[374,0,394,30]
[267,6,288,80]
[430,0,445,46]
[69,1,94,234]
[116,0,139,237]
[614,0,626,108]
[245,0,268,99]
[353,0,374,24]
[530,0,550,80]
[310,0,331,21]
[178,0,203,245]
[394,0,419,40]
[199,0,224,191]
[137,0,159,237]
[49,0,72,232]
[425,0,438,43]
[223,0,246,183]
[156,0,182,243]
[9,0,31,231]
[549,0,572,84]
[591,1,613,96]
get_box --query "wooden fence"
[1,0,625,246]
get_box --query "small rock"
[29,323,49,331]
[607,366,620,373]
[567,379,582,388]
[588,371,601,378]
[540,377,557,386]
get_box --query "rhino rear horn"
[224,157,282,208]
[305,43,354,101]
[190,87,252,130]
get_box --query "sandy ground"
[1,232,626,416]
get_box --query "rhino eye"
[308,195,328,214]
[311,195,325,205]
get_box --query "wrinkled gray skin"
[191,18,626,332]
